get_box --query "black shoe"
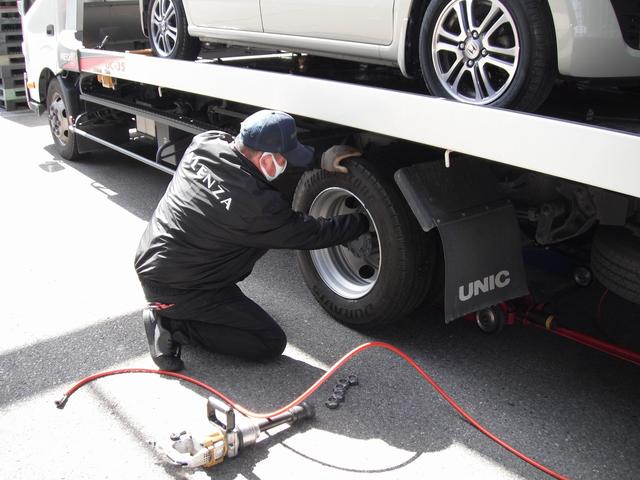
[143,309,185,372]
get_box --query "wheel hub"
[346,233,378,258]
[309,188,381,299]
[464,38,482,60]
[48,93,69,145]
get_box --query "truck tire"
[292,158,436,328]
[147,0,200,60]
[47,78,80,161]
[591,227,640,304]
[418,0,556,111]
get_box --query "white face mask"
[259,153,287,181]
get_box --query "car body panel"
[189,0,413,67]
[549,0,640,77]
[179,0,640,79]
[260,0,395,45]
[188,25,399,64]
[183,0,263,32]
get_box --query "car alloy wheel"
[431,0,520,105]
[150,0,179,57]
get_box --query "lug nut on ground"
[332,391,345,402]
[325,374,360,410]
[325,397,340,409]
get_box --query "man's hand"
[320,145,361,174]
[356,205,376,233]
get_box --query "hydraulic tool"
[159,397,314,468]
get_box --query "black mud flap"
[395,156,528,322]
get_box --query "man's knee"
[179,318,287,360]
[248,331,286,360]
[265,333,287,358]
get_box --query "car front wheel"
[147,0,200,60]
[418,0,556,111]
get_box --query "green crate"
[0,5,20,18]
[0,53,23,66]
[0,71,22,88]
[0,30,21,42]
[0,85,25,101]
[0,40,21,55]
[0,64,22,77]
[0,96,27,111]
[0,15,21,32]
[0,89,23,101]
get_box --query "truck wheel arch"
[38,68,55,105]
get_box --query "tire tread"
[591,227,640,304]
[293,159,435,327]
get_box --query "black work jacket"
[134,131,368,290]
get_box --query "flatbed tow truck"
[18,0,640,336]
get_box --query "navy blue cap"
[238,110,314,168]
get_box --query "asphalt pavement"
[1,110,639,480]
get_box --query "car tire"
[292,158,437,328]
[47,78,80,161]
[147,0,200,60]
[591,227,640,305]
[418,0,556,111]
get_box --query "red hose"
[56,341,568,480]
[551,327,640,367]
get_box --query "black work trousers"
[140,279,287,360]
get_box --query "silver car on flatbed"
[140,0,640,110]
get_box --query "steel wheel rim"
[48,92,69,145]
[431,0,520,105]
[309,188,381,299]
[150,0,178,57]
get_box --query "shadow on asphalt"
[0,311,148,408]
[43,144,172,222]
[0,110,44,128]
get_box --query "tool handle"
[207,397,235,432]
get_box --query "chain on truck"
[18,2,640,343]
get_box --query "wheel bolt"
[481,48,488,57]
[472,31,479,39]
[459,42,465,50]
[332,391,345,403]
[467,60,474,67]
[325,396,340,409]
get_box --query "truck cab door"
[21,0,66,103]
[184,0,263,32]
[260,0,395,45]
